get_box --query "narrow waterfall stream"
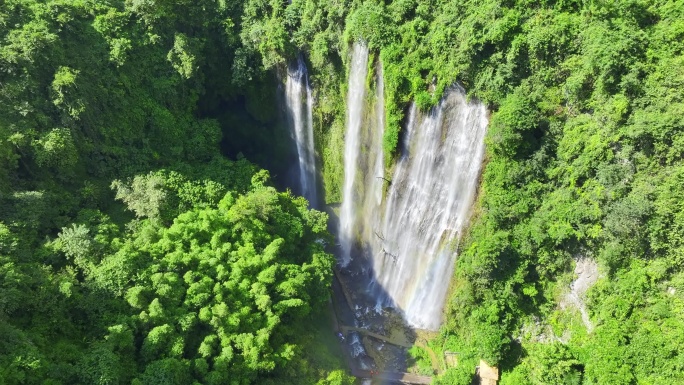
[339,42,369,266]
[284,56,318,206]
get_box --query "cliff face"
[271,1,684,383]
[1,0,684,383]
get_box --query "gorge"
[4,1,684,384]
[284,42,489,374]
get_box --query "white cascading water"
[343,77,488,330]
[349,333,366,358]
[360,63,387,308]
[373,88,487,330]
[285,56,317,206]
[339,42,369,265]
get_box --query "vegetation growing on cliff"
[0,1,352,383]
[241,0,684,383]
[3,0,684,384]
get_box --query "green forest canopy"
[0,0,351,383]
[2,0,684,384]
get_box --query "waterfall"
[341,74,488,329]
[285,56,317,206]
[361,63,386,267]
[373,87,487,330]
[339,42,369,265]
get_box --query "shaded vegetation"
[0,0,352,383]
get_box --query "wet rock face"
[333,264,414,373]
[561,257,600,332]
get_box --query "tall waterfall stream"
[284,56,318,206]
[284,44,488,373]
[339,43,369,265]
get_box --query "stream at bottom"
[330,247,420,383]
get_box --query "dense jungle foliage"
[3,0,684,384]
[239,0,684,384]
[0,0,353,384]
